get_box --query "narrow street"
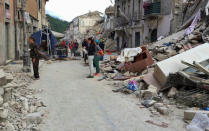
[28,60,184,131]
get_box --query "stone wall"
[0,0,16,65]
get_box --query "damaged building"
[0,0,16,65]
[114,0,188,50]
[15,0,49,59]
[65,11,104,43]
[0,0,49,65]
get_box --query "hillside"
[47,14,69,33]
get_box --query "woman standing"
[87,37,96,78]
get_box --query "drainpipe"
[13,0,18,59]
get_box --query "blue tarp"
[31,29,58,49]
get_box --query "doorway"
[116,37,120,51]
[5,23,9,60]
[151,29,157,42]
[135,32,140,47]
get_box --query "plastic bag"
[126,80,139,91]
[187,113,209,131]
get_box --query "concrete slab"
[5,73,13,83]
[0,69,6,86]
[154,43,209,86]
[142,71,162,90]
[184,110,209,120]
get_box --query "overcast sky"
[46,0,114,22]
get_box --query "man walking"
[29,37,48,80]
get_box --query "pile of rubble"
[98,12,209,129]
[149,23,206,62]
[0,62,46,131]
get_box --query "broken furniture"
[125,46,154,73]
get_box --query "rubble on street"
[0,61,46,131]
[94,3,209,130]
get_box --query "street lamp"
[21,0,31,72]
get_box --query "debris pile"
[98,10,209,124]
[149,20,207,62]
[0,62,46,131]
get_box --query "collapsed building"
[113,0,191,50]
[98,1,209,128]
[64,11,104,43]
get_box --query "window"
[117,5,120,16]
[38,0,41,10]
[5,3,11,20]
[135,32,141,47]
[128,0,130,16]
[138,0,141,18]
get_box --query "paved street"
[29,60,185,131]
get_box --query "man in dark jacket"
[87,37,96,78]
[99,38,105,61]
[29,37,48,79]
[82,39,88,63]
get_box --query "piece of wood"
[145,120,168,128]
[181,60,197,69]
[193,61,209,76]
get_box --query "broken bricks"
[141,85,158,99]
[156,106,169,116]
[167,87,177,98]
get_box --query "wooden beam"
[181,60,197,69]
[193,61,209,76]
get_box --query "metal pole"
[22,0,31,72]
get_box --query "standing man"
[99,38,105,61]
[69,41,74,57]
[74,40,79,56]
[82,39,88,64]
[29,37,48,79]
[94,40,102,76]
[87,37,96,78]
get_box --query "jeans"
[88,55,94,76]
[94,55,100,73]
[32,58,39,78]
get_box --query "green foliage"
[46,14,69,33]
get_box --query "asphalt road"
[29,60,185,131]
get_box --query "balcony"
[144,2,161,17]
[115,16,129,28]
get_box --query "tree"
[47,14,70,33]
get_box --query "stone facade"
[0,0,16,64]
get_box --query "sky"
[46,0,114,22]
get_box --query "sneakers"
[94,73,101,76]
[87,75,94,78]
[32,76,40,80]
